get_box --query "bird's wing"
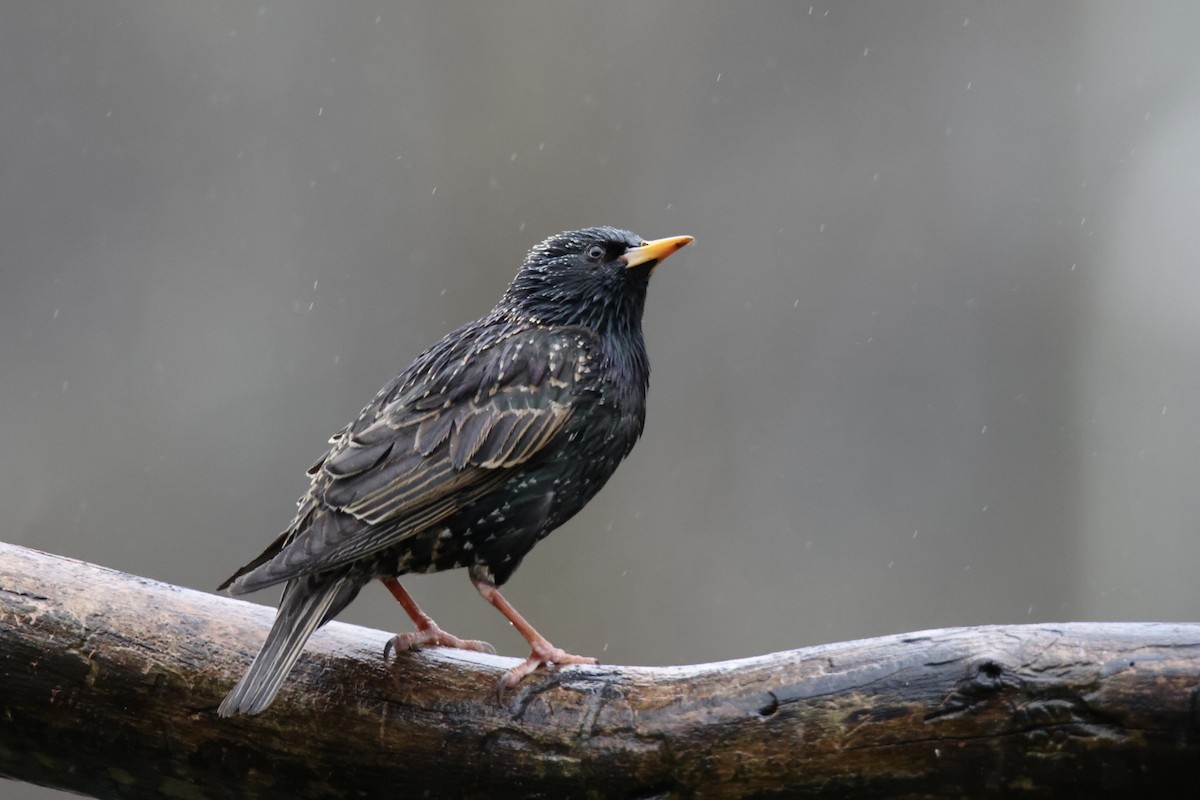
[223,324,595,591]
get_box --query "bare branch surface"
[1,540,1197,798]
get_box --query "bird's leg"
[471,577,597,692]
[380,577,496,657]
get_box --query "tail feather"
[218,575,358,717]
[217,528,293,592]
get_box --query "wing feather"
[415,408,455,455]
[449,407,494,469]
[322,440,393,479]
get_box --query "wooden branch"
[1,541,1197,799]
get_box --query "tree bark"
[1,540,1197,799]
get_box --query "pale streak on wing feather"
[473,411,523,469]
[448,408,490,469]
[322,439,393,478]
[415,409,456,455]
[505,403,570,466]
[352,407,432,447]
[321,448,427,509]
[353,468,465,525]
[476,408,542,469]
[337,459,459,523]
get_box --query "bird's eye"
[585,244,606,262]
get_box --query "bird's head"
[500,226,693,333]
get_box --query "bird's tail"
[218,574,358,717]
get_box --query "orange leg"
[472,578,597,692]
[380,577,496,658]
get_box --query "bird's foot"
[384,623,496,660]
[497,643,598,697]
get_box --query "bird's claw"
[383,625,497,661]
[495,646,598,700]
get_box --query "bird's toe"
[384,626,497,660]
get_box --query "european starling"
[217,226,693,716]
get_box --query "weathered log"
[1,540,1197,798]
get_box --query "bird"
[216,226,693,716]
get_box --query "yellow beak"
[621,235,695,270]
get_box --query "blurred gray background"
[4,2,1200,795]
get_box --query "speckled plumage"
[217,226,691,716]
